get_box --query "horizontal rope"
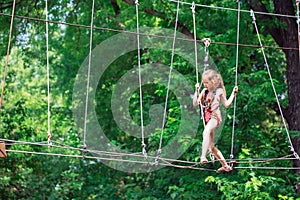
[0,13,298,51]
[169,0,298,19]
[6,149,300,171]
[234,166,300,170]
[2,138,299,171]
[6,149,215,171]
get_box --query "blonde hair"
[202,69,226,96]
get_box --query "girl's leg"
[211,147,232,172]
[201,119,218,162]
[208,130,215,153]
[208,131,215,160]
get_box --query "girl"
[193,69,238,173]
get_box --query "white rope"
[45,0,52,146]
[135,0,147,159]
[0,12,298,51]
[191,2,198,84]
[6,149,300,170]
[169,0,298,19]
[3,138,299,170]
[156,0,180,164]
[83,0,95,150]
[190,2,206,127]
[0,0,16,110]
[234,166,300,170]
[5,149,215,171]
[230,0,241,166]
[250,10,300,160]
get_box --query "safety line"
[168,0,298,19]
[0,13,298,51]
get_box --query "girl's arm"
[220,86,238,108]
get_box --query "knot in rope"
[294,151,300,160]
[47,133,52,146]
[202,38,211,48]
[142,142,147,158]
[291,146,300,160]
[190,2,196,14]
[135,0,139,5]
[154,149,162,165]
[250,10,256,22]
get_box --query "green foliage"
[0,0,299,199]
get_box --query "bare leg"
[201,119,218,162]
[208,130,215,153]
[211,147,232,172]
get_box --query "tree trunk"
[273,0,300,174]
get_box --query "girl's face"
[202,78,214,91]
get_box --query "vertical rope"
[155,0,180,164]
[198,38,211,127]
[191,2,198,84]
[230,0,241,166]
[191,2,206,127]
[83,0,95,150]
[45,0,52,146]
[0,0,16,110]
[250,10,299,160]
[202,38,211,71]
[135,0,147,158]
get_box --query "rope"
[83,0,95,150]
[0,0,16,110]
[45,0,52,146]
[197,38,211,127]
[250,10,300,161]
[0,13,298,51]
[235,166,300,170]
[191,2,198,84]
[155,0,180,164]
[190,2,206,127]
[230,0,241,167]
[3,138,300,170]
[5,149,221,171]
[135,0,147,159]
[169,0,298,19]
[6,149,300,170]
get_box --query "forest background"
[0,0,300,199]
